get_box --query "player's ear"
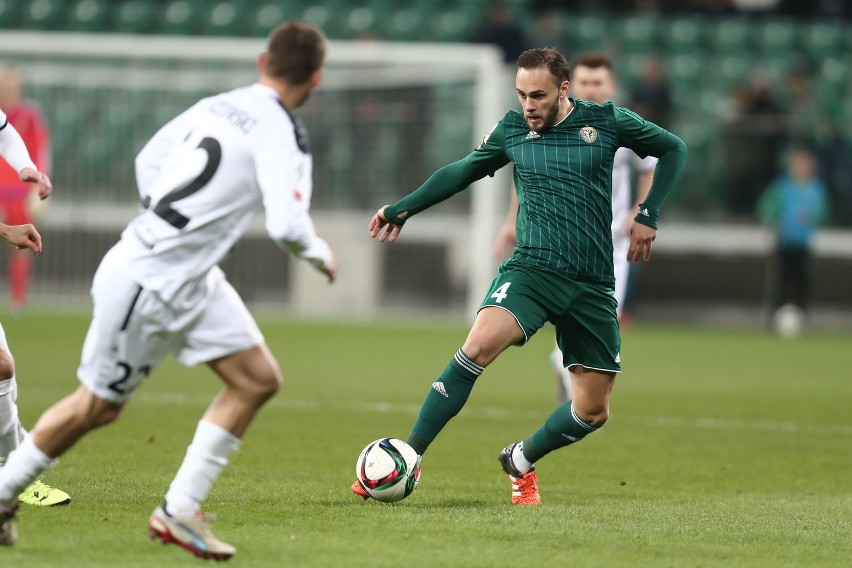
[310,68,323,89]
[257,52,267,75]
[560,80,569,98]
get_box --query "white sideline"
[134,392,852,437]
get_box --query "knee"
[243,365,282,402]
[86,400,124,429]
[0,351,15,382]
[574,402,609,428]
[460,339,499,367]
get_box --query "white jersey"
[118,83,330,300]
[611,147,657,236]
[0,106,37,172]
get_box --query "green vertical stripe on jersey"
[385,99,687,285]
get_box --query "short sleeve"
[0,108,7,129]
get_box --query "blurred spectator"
[630,56,672,128]
[534,10,572,56]
[470,2,531,64]
[757,148,828,328]
[0,65,50,313]
[721,76,786,218]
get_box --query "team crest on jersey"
[579,126,598,144]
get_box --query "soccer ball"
[355,438,421,503]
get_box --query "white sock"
[0,436,55,507]
[165,420,240,517]
[512,441,534,474]
[0,378,20,462]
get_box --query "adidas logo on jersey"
[525,130,540,140]
[431,381,449,397]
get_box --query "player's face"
[516,67,567,132]
[570,66,615,105]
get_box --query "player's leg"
[405,267,548,457]
[404,306,526,456]
[550,234,628,405]
[500,279,620,504]
[0,323,70,507]
[152,270,273,559]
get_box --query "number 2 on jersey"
[151,136,222,229]
[490,282,511,304]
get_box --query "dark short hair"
[569,53,613,79]
[265,21,326,85]
[516,48,570,86]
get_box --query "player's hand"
[0,223,42,255]
[322,251,337,284]
[627,222,656,263]
[493,222,517,260]
[369,206,403,243]
[19,167,52,200]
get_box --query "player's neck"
[258,76,305,111]
[554,98,573,125]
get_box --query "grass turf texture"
[2,312,850,567]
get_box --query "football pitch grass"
[2,312,850,567]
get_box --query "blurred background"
[0,0,850,332]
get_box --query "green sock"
[407,349,483,455]
[521,401,598,464]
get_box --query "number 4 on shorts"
[490,282,511,304]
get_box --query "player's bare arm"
[0,223,42,255]
[19,166,52,200]
[493,190,518,259]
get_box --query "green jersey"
[384,99,687,285]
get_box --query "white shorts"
[613,233,630,316]
[78,249,264,404]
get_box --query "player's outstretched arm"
[19,166,52,200]
[0,223,42,255]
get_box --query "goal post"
[0,31,508,317]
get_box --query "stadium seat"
[247,3,295,37]
[338,5,378,40]
[200,1,243,36]
[666,53,703,91]
[21,0,66,31]
[661,16,706,53]
[377,6,426,42]
[616,14,659,53]
[802,20,845,59]
[716,54,752,88]
[708,18,750,55]
[0,0,24,29]
[566,14,610,52]
[754,18,798,56]
[157,0,201,35]
[66,0,111,33]
[430,6,480,43]
[112,0,156,34]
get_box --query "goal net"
[0,31,508,317]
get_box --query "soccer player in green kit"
[353,48,687,504]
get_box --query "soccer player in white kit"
[493,53,656,403]
[0,22,336,558]
[0,108,71,507]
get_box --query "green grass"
[2,313,851,567]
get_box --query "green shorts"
[479,261,621,373]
